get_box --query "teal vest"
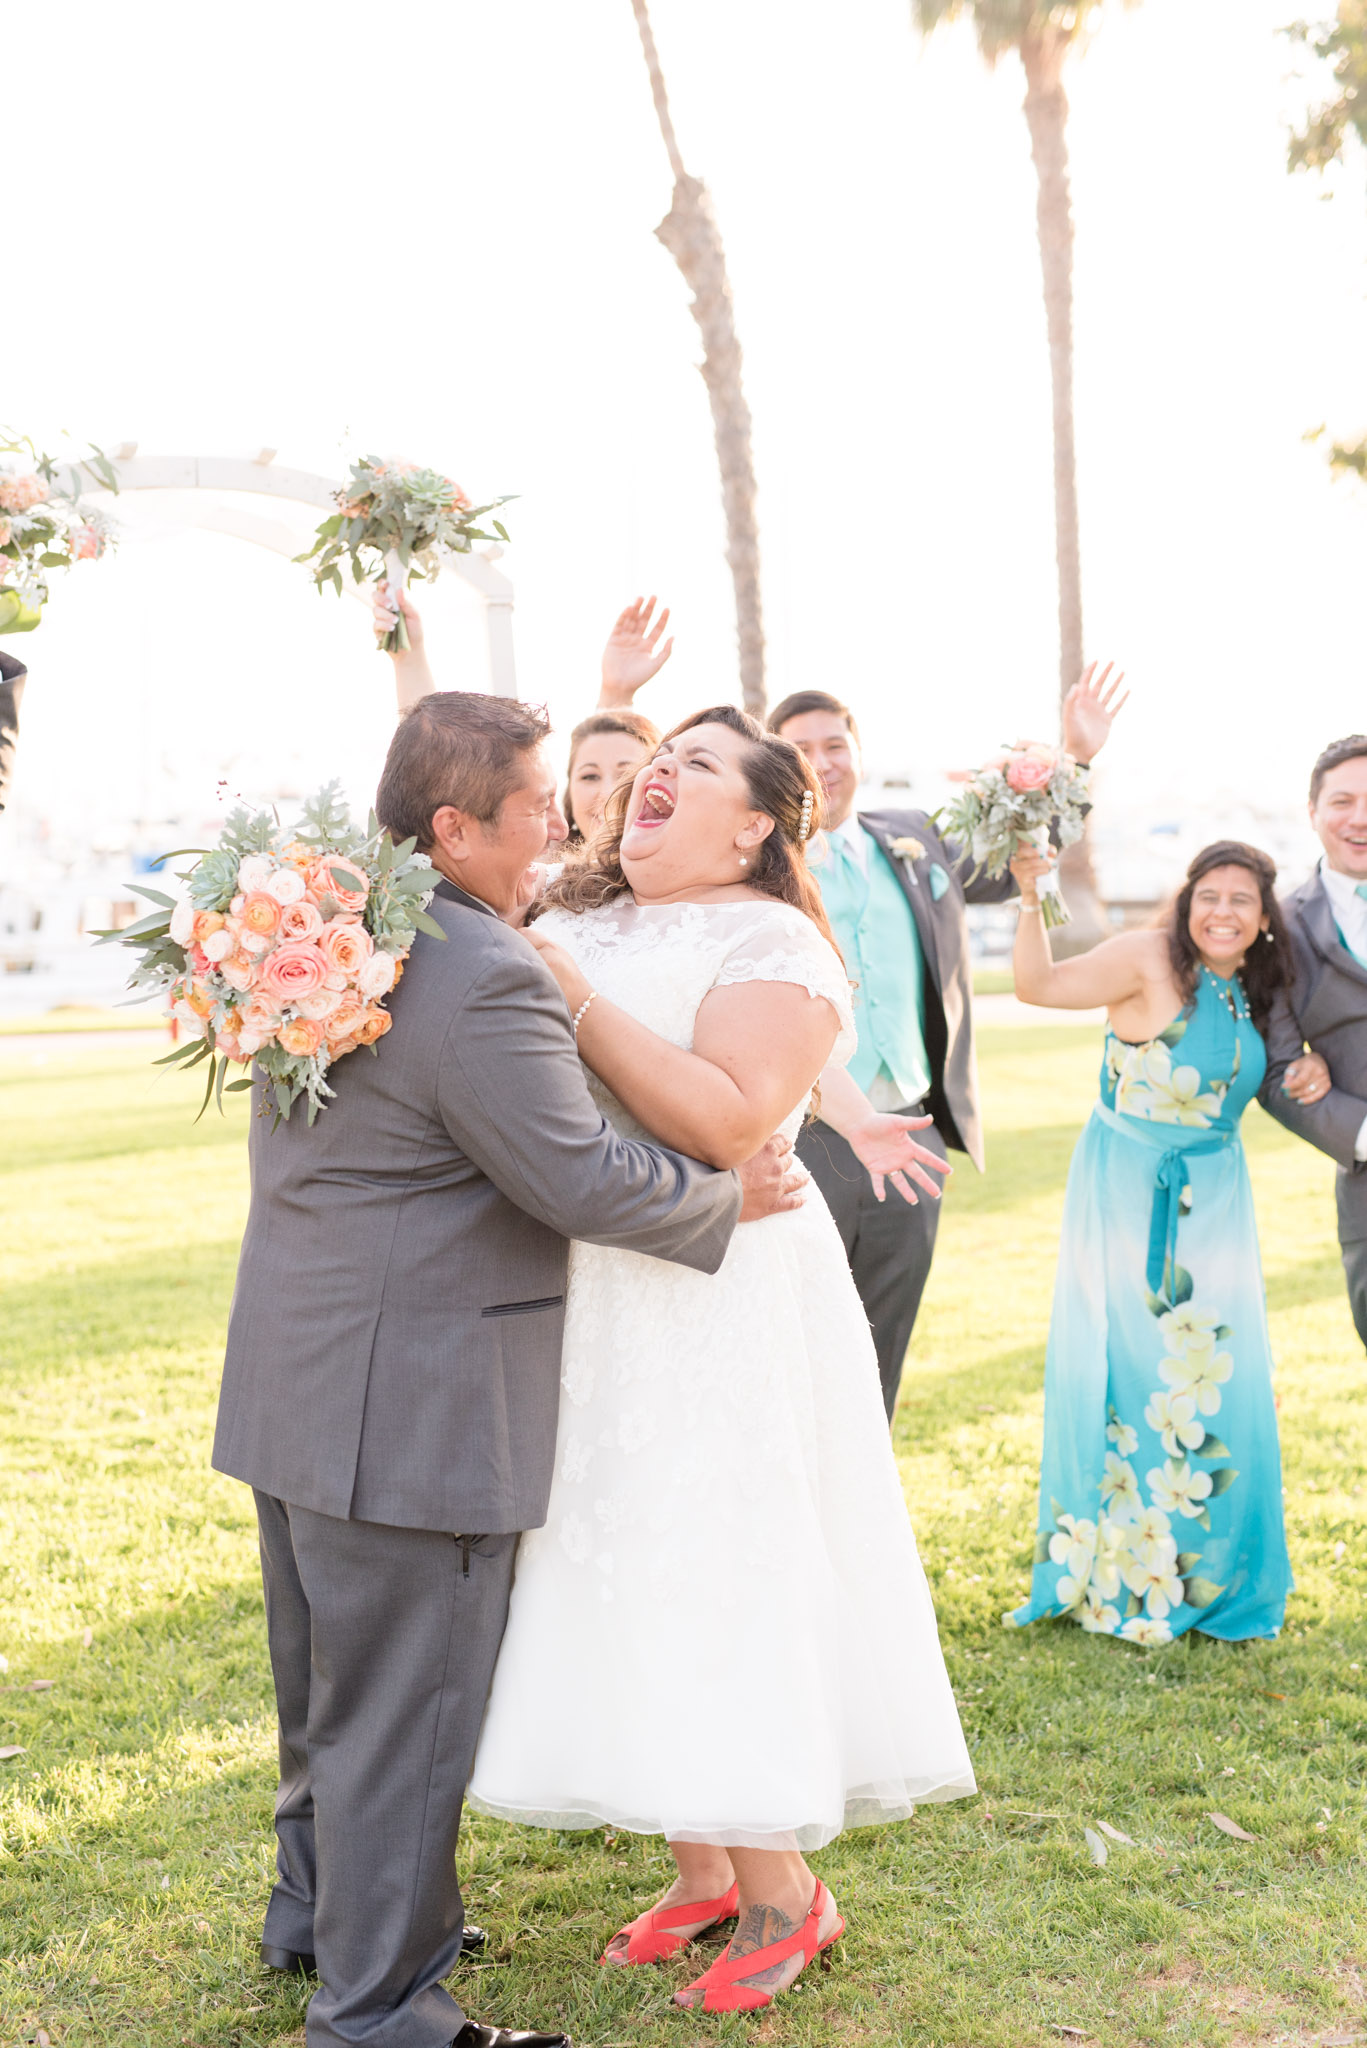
[816,829,931,1104]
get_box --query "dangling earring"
[738,852,749,867]
[1264,929,1274,943]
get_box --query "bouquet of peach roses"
[98,783,443,1123]
[936,742,1089,929]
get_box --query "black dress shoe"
[261,1942,316,1976]
[262,1924,487,1980]
[451,2027,570,2048]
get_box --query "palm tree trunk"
[629,0,766,716]
[1020,27,1105,945]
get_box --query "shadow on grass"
[0,1240,241,1376]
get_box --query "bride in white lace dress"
[468,706,975,2012]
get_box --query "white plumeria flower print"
[1106,1416,1140,1457]
[1158,1303,1219,1356]
[1091,1517,1133,1601]
[1120,1615,1174,1647]
[1159,1346,1233,1417]
[1122,1536,1186,1620]
[1049,1514,1099,1608]
[1080,1586,1121,1634]
[1144,1387,1207,1457]
[1147,1457,1214,1520]
[1100,1453,1142,1519]
[1116,1041,1222,1125]
[1128,1502,1174,1547]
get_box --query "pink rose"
[319,919,374,979]
[215,1031,248,1062]
[278,899,324,943]
[1005,752,1054,793]
[255,941,328,1005]
[201,927,235,963]
[308,856,370,916]
[70,524,104,562]
[239,891,283,939]
[220,952,255,993]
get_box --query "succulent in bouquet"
[96,782,445,1125]
[936,742,1090,929]
[298,455,513,652]
[0,430,119,634]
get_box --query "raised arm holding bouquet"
[937,663,1129,930]
[298,454,511,665]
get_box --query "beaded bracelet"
[571,990,598,1036]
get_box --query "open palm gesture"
[1061,660,1129,765]
[600,596,674,708]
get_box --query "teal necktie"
[1357,882,1367,902]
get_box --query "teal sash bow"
[1093,1101,1237,1295]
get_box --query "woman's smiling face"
[568,730,651,838]
[619,724,773,896]
[1187,864,1267,971]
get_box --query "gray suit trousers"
[797,1113,947,1419]
[255,1493,517,2048]
[1339,1171,1367,1352]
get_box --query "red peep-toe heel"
[672,1878,844,2012]
[599,1880,740,1966]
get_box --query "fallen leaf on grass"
[1208,1812,1257,1842]
[36,2031,51,2047]
[1258,1689,1286,1701]
[1050,2029,1089,2041]
[1084,1828,1108,1866]
[0,1746,25,1761]
[1095,1820,1134,1844]
[0,1679,54,1693]
[81,1628,93,1649]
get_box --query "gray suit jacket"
[1260,868,1367,1230]
[856,808,1016,1171]
[212,880,740,1535]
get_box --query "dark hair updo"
[1165,839,1289,1032]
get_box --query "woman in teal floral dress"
[1007,841,1338,1645]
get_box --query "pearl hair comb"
[797,789,815,842]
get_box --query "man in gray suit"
[213,691,802,2048]
[1260,734,1367,1351]
[769,678,1124,1416]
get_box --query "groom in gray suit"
[213,691,801,2048]
[1261,734,1367,1351]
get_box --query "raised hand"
[600,596,674,708]
[843,1111,952,1207]
[373,580,424,651]
[1061,660,1129,765]
[1008,843,1057,906]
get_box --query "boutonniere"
[889,836,925,862]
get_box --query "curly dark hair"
[535,703,837,951]
[1164,840,1289,1032]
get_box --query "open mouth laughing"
[633,779,677,829]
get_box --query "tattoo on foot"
[726,1902,800,1989]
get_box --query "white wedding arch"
[54,445,518,694]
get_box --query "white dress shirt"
[1316,860,1367,1160]
[1320,858,1367,966]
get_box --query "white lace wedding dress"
[468,894,975,1850]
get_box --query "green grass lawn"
[1,1031,1363,2048]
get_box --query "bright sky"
[5,0,1367,854]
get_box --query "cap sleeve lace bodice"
[535,893,855,1143]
